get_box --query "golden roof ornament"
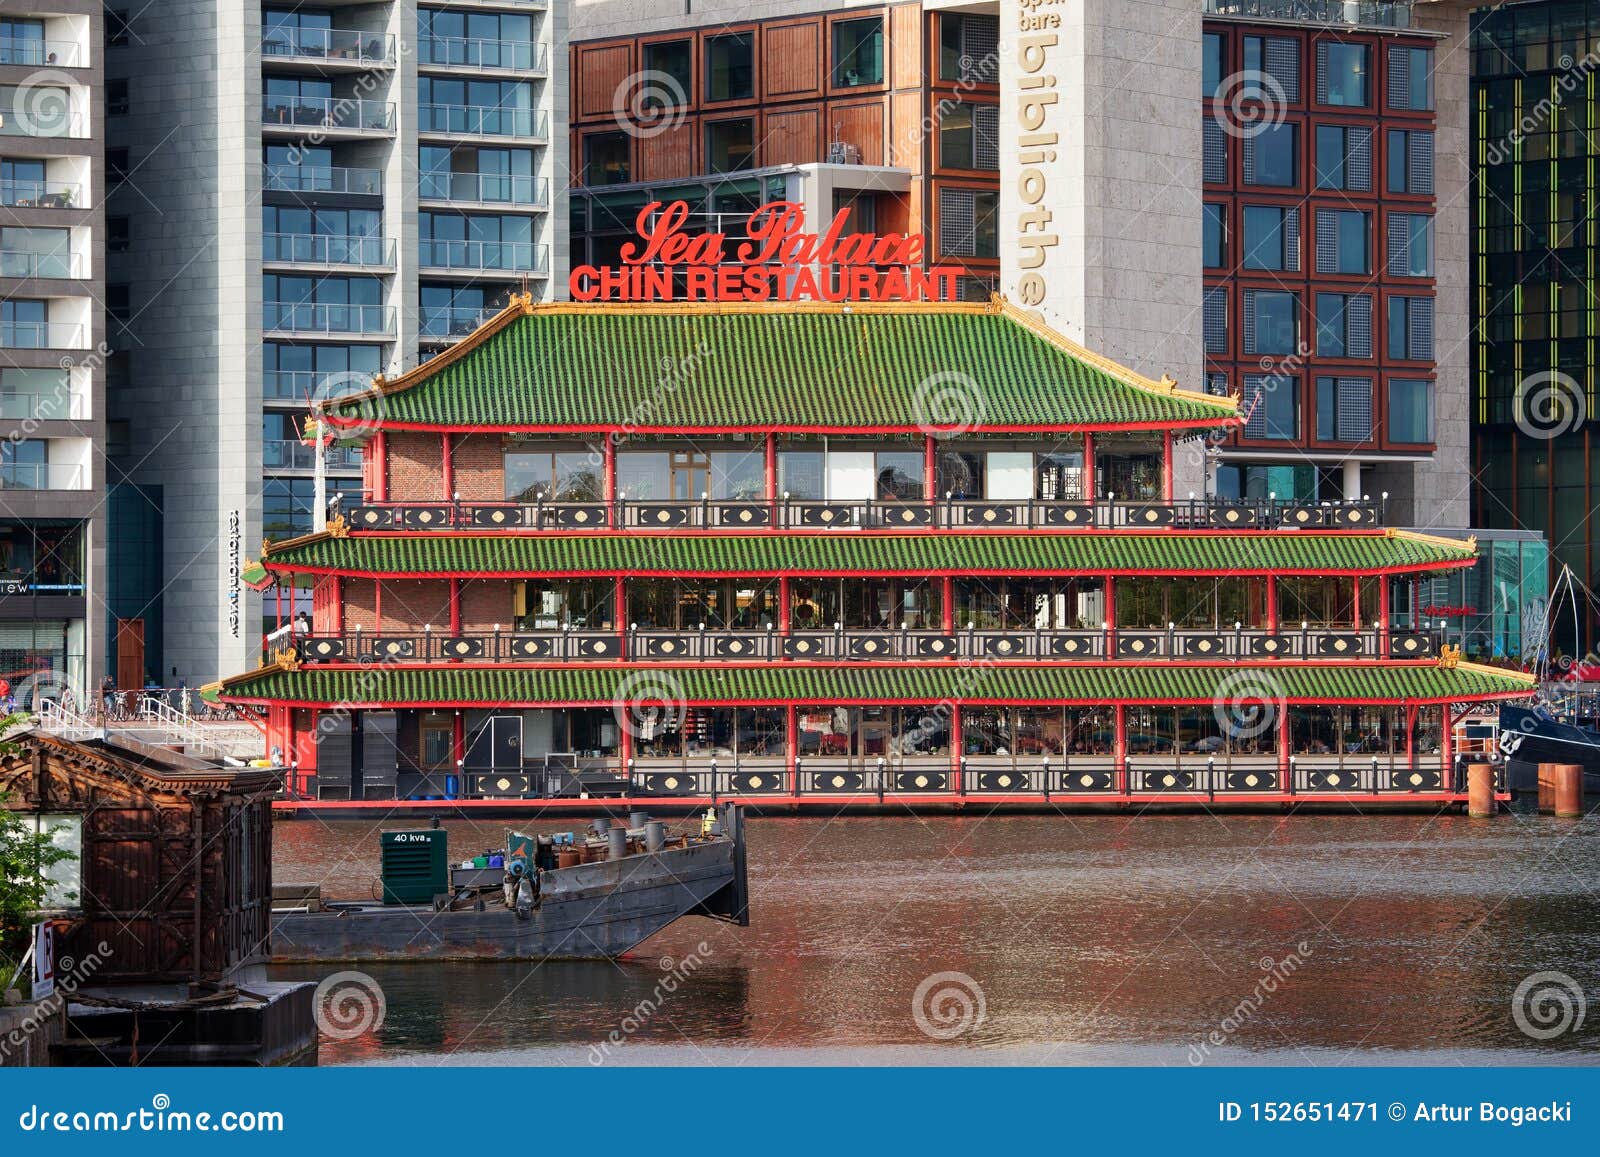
[270,646,301,673]
[1438,644,1462,669]
[326,512,349,539]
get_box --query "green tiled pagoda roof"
[319,300,1239,433]
[257,530,1476,577]
[211,662,1533,706]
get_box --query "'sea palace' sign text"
[569,201,962,302]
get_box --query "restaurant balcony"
[418,171,547,210]
[261,96,396,137]
[264,232,396,270]
[263,164,383,196]
[345,495,1387,532]
[292,623,1441,666]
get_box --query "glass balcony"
[0,321,84,349]
[264,233,396,269]
[418,239,547,273]
[264,164,382,195]
[264,301,395,336]
[0,96,83,139]
[1200,0,1412,28]
[264,370,374,401]
[418,171,545,207]
[0,463,84,490]
[261,96,395,134]
[264,439,363,470]
[418,105,545,138]
[0,179,81,209]
[419,305,500,340]
[419,38,547,72]
[0,389,82,419]
[0,39,82,67]
[0,250,79,279]
[260,27,396,66]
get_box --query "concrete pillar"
[1342,460,1363,503]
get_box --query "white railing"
[420,37,546,72]
[264,232,395,268]
[0,322,85,349]
[418,104,546,138]
[418,171,546,206]
[262,96,396,133]
[264,370,375,401]
[0,250,80,279]
[419,238,546,273]
[264,301,395,335]
[0,463,85,490]
[264,163,382,195]
[419,305,500,340]
[0,390,84,419]
[0,39,82,67]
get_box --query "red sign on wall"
[569,200,962,303]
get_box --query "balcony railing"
[347,496,1387,532]
[418,104,546,138]
[264,164,382,195]
[0,39,82,67]
[0,390,82,419]
[0,250,79,279]
[0,321,83,349]
[419,37,547,72]
[418,171,547,207]
[0,179,81,208]
[1201,0,1412,28]
[418,305,501,340]
[418,238,547,273]
[264,439,363,470]
[261,27,396,66]
[294,624,1441,665]
[0,463,84,490]
[263,301,395,335]
[262,96,395,133]
[0,101,82,139]
[264,370,375,402]
[264,232,396,268]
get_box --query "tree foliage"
[0,713,77,959]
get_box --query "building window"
[1203,31,1224,97]
[642,39,692,106]
[583,132,629,186]
[1388,378,1434,443]
[1243,123,1296,187]
[1387,213,1432,276]
[939,13,999,84]
[833,17,883,87]
[1242,204,1298,271]
[1204,287,1228,354]
[705,32,754,102]
[1244,289,1298,356]
[1387,296,1433,360]
[107,215,129,253]
[1388,45,1433,110]
[1316,208,1369,275]
[938,187,997,258]
[1386,129,1434,194]
[1203,117,1227,183]
[1243,35,1300,102]
[705,118,755,172]
[1243,374,1299,441]
[107,78,129,117]
[1203,204,1226,268]
[1315,376,1374,442]
[106,9,130,48]
[1315,292,1372,359]
[939,103,998,170]
[1314,124,1372,191]
[505,450,603,502]
[106,284,130,322]
[1319,42,1369,107]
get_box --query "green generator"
[380,829,449,905]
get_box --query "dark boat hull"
[271,811,748,962]
[1497,705,1600,794]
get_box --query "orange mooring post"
[1554,764,1584,818]
[1467,762,1496,817]
[1537,762,1558,813]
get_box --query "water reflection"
[271,812,1600,1064]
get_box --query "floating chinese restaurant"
[208,296,1536,812]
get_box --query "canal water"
[270,809,1600,1065]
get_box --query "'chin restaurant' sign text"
[570,201,961,302]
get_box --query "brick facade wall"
[453,434,505,501]
[338,577,514,634]
[386,432,444,502]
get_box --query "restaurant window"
[420,715,453,769]
[515,580,614,630]
[705,118,755,173]
[583,132,629,186]
[504,448,603,502]
[1278,575,1354,626]
[705,33,754,101]
[833,17,883,87]
[642,40,692,105]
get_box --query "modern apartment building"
[1469,0,1600,651]
[104,0,568,685]
[569,0,1471,528]
[0,1,104,697]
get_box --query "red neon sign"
[569,200,962,303]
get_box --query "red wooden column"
[1082,433,1095,501]
[924,435,937,507]
[950,705,963,794]
[764,433,777,501]
[331,576,344,634]
[1352,577,1363,629]
[941,575,954,632]
[785,703,798,796]
[371,432,388,501]
[1442,706,1456,789]
[604,436,617,527]
[1103,575,1115,651]
[1161,430,1174,500]
[778,576,791,633]
[1405,703,1415,768]
[1378,578,1391,650]
[440,433,454,500]
[1278,702,1291,792]
[614,580,627,659]
[1113,704,1127,793]
[452,711,465,789]
[619,719,633,788]
[448,579,462,663]
[1265,574,1278,630]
